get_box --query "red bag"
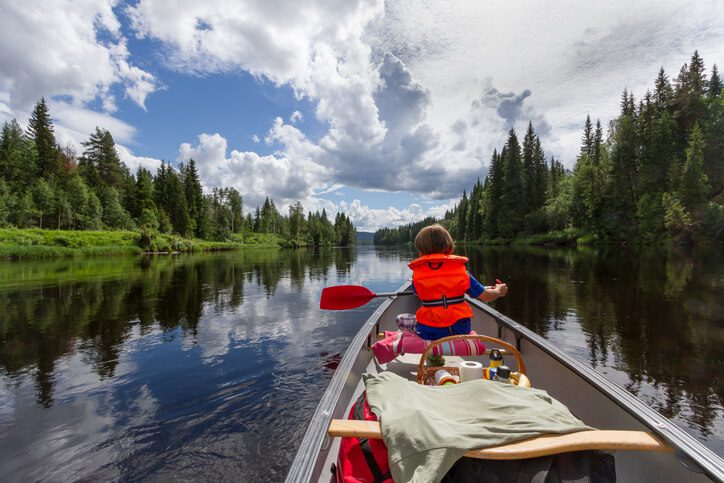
[336,393,393,482]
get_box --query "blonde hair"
[415,224,454,255]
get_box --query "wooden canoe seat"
[327,420,672,460]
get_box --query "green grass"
[513,228,588,246]
[0,228,285,259]
[468,228,589,246]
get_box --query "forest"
[375,51,722,246]
[0,100,355,249]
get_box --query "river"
[0,245,721,480]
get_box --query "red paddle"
[320,285,414,310]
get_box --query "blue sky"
[1,0,722,231]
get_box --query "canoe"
[286,283,724,482]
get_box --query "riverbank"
[476,228,592,246]
[0,228,284,259]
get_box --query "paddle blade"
[320,285,376,310]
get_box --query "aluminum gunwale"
[284,284,403,483]
[468,296,724,483]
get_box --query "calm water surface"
[0,245,721,480]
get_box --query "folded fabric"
[364,372,593,483]
[371,330,486,364]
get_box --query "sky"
[0,1,722,231]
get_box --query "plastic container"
[434,369,457,386]
[494,365,511,384]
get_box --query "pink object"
[371,330,486,364]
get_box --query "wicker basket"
[421,366,461,386]
[416,334,527,385]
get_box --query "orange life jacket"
[408,254,473,328]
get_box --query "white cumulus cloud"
[177,119,327,207]
[0,0,158,112]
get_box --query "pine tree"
[607,108,638,237]
[288,201,305,240]
[654,68,674,111]
[581,115,593,156]
[154,163,169,210]
[456,190,468,240]
[689,50,707,95]
[532,135,548,209]
[592,119,604,165]
[678,123,710,210]
[485,149,504,238]
[522,122,537,212]
[183,159,204,237]
[253,207,261,232]
[80,128,127,190]
[708,64,722,98]
[498,128,525,238]
[26,98,59,178]
[0,120,37,190]
[132,167,156,219]
[228,188,243,234]
[164,167,191,236]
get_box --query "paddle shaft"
[375,291,415,298]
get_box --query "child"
[405,224,507,340]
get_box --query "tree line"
[0,99,355,247]
[376,51,722,245]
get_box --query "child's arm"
[478,283,508,303]
[467,274,507,303]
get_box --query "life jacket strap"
[420,294,466,309]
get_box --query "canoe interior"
[287,286,724,483]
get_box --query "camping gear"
[286,282,724,482]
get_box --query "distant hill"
[356,231,375,244]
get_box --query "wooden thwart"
[327,420,672,460]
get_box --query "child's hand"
[479,283,508,303]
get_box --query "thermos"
[484,349,504,380]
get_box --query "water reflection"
[462,244,723,445]
[0,245,721,480]
[0,247,417,481]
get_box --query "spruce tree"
[522,122,537,212]
[133,167,156,218]
[485,149,504,238]
[678,123,710,210]
[708,64,722,98]
[183,159,204,236]
[592,120,604,165]
[1,120,37,190]
[581,115,594,156]
[532,135,548,209]
[26,98,59,178]
[498,128,525,238]
[228,188,243,233]
[164,168,191,236]
[456,190,468,240]
[654,68,674,111]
